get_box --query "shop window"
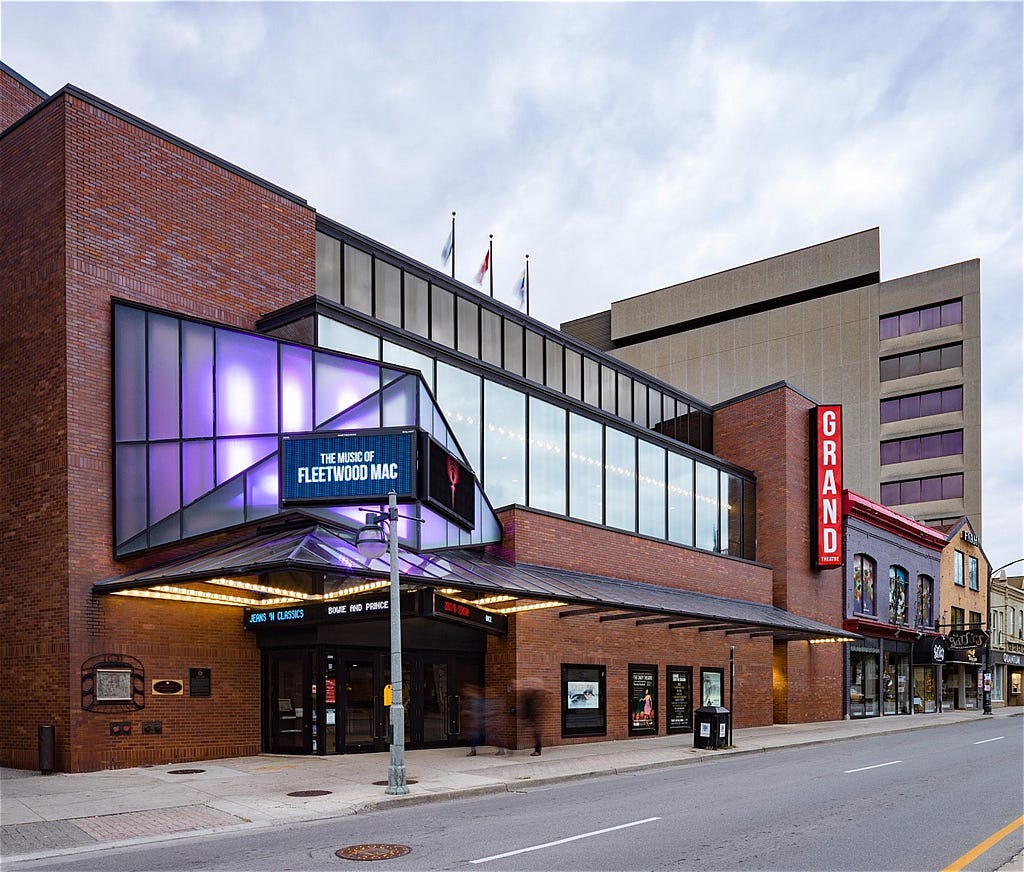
[82,654,145,712]
[850,648,879,717]
[889,566,909,624]
[562,664,606,737]
[854,555,876,615]
[968,555,979,590]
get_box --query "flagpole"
[450,211,456,279]
[525,253,530,317]
[488,234,494,298]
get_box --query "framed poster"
[666,666,693,733]
[562,664,606,737]
[628,664,658,735]
[700,667,724,707]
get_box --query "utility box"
[38,724,55,774]
[693,706,730,750]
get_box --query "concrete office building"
[562,229,982,539]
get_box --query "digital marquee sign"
[810,405,843,569]
[422,435,475,531]
[422,593,508,635]
[280,428,418,505]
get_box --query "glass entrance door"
[342,657,384,752]
[268,650,312,753]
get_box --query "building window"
[854,554,876,615]
[916,575,934,627]
[969,611,982,629]
[954,550,965,587]
[880,387,963,424]
[879,343,962,382]
[880,431,963,465]
[879,299,962,340]
[879,474,963,507]
[889,566,909,624]
[968,555,979,591]
[950,606,965,629]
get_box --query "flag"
[474,250,490,285]
[441,227,454,266]
[514,268,526,307]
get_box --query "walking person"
[521,686,545,756]
[464,684,484,756]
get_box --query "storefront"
[999,652,1024,706]
[940,629,986,711]
[848,636,939,718]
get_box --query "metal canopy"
[93,522,857,641]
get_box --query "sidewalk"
[2,709,1021,863]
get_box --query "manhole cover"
[167,768,205,775]
[372,779,417,786]
[336,844,411,861]
[287,789,332,797]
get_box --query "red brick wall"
[715,386,845,723]
[1,88,316,771]
[1,65,46,130]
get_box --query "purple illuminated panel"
[148,314,180,440]
[315,352,379,427]
[149,443,181,522]
[280,345,313,433]
[216,331,278,436]
[183,440,214,505]
[115,444,147,544]
[245,455,280,519]
[216,436,277,485]
[182,322,214,438]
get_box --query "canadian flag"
[474,250,490,285]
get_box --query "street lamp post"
[984,557,1024,716]
[355,490,408,795]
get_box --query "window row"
[879,344,962,382]
[880,430,963,466]
[878,299,962,341]
[879,386,963,424]
[852,555,933,627]
[991,607,1024,643]
[316,231,712,451]
[879,473,963,507]
[319,315,756,559]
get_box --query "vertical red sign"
[811,405,843,568]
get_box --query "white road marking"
[844,760,902,773]
[470,816,662,864]
[974,736,1004,745]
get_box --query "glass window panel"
[919,476,942,501]
[941,300,962,327]
[457,298,479,358]
[149,442,180,523]
[879,482,899,505]
[879,357,900,382]
[528,397,566,515]
[375,260,402,327]
[148,313,180,440]
[183,476,244,538]
[382,341,433,389]
[343,245,373,315]
[942,387,963,413]
[583,357,600,407]
[217,436,277,484]
[315,351,380,426]
[940,344,962,369]
[723,474,743,555]
[919,305,940,331]
[436,362,482,472]
[182,439,215,505]
[899,353,921,378]
[182,321,214,438]
[149,511,182,548]
[480,309,502,366]
[323,391,381,431]
[564,348,582,400]
[700,411,714,453]
[114,305,147,442]
[943,431,963,456]
[525,330,544,384]
[695,462,719,552]
[280,344,313,433]
[742,478,756,561]
[899,311,919,335]
[618,373,632,420]
[880,442,900,465]
[600,365,617,414]
[664,398,681,442]
[569,413,603,524]
[115,443,147,544]
[216,330,278,436]
[918,348,940,374]
[901,478,922,503]
[918,391,940,417]
[316,232,341,303]
[431,285,455,347]
[317,316,380,360]
[968,556,979,591]
[637,441,665,539]
[604,427,636,532]
[648,389,663,427]
[381,376,417,428]
[943,474,963,498]
[245,455,279,520]
[919,433,941,459]
[667,453,694,546]
[545,339,563,393]
[633,381,648,428]
[503,320,523,376]
[879,315,899,340]
[483,380,525,508]
[880,398,900,424]
[404,274,429,337]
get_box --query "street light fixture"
[984,557,1024,715]
[355,490,408,795]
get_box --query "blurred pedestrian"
[464,684,484,756]
[521,687,545,756]
[486,691,506,755]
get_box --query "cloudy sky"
[3,1,1022,566]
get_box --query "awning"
[94,522,857,642]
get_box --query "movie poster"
[629,664,657,735]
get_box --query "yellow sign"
[384,684,392,706]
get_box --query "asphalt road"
[7,719,1022,872]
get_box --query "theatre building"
[2,63,855,773]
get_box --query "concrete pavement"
[2,708,1021,865]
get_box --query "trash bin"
[38,724,55,774]
[693,706,730,750]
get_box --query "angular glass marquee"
[112,302,502,557]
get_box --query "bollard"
[38,724,55,775]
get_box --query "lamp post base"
[385,702,408,795]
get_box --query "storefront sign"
[810,405,843,569]
[666,666,693,733]
[961,529,980,546]
[946,630,987,650]
[998,652,1022,666]
[280,429,417,505]
[422,593,508,635]
[244,593,414,630]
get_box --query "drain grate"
[287,789,332,797]
[167,769,205,775]
[372,779,417,786]
[336,844,411,861]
